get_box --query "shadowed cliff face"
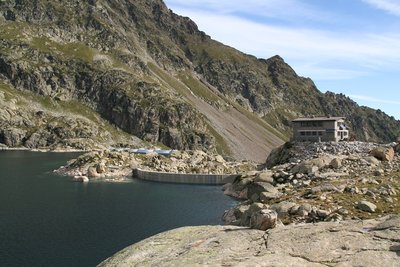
[0,0,398,158]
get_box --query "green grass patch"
[177,72,219,103]
[206,123,232,156]
[187,38,250,63]
[31,36,94,63]
[0,22,28,41]
[0,81,16,99]
[147,62,189,96]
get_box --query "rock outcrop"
[98,214,400,267]
[223,141,400,227]
[0,82,136,150]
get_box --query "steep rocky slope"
[0,0,399,161]
[0,81,138,149]
[0,0,285,161]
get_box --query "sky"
[164,0,400,120]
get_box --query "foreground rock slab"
[98,214,400,267]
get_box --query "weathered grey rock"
[87,166,99,177]
[316,209,331,218]
[235,177,254,191]
[291,161,319,174]
[363,156,381,166]
[215,155,225,163]
[370,147,395,161]
[0,128,26,147]
[356,200,377,213]
[222,183,242,199]
[96,162,107,174]
[222,203,254,226]
[249,209,278,230]
[310,183,340,194]
[330,157,342,169]
[221,209,236,225]
[247,181,278,200]
[295,203,313,216]
[73,176,89,182]
[99,215,400,267]
[270,201,297,217]
[259,191,283,203]
[254,171,274,184]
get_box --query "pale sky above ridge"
[165,0,400,119]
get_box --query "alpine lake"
[0,150,236,267]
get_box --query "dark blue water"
[0,151,236,267]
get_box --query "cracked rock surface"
[98,214,400,266]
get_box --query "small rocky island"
[95,140,400,266]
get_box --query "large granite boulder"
[249,209,278,230]
[370,147,395,161]
[98,215,400,267]
[291,155,335,174]
[247,182,278,201]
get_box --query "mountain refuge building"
[292,117,349,142]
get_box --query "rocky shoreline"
[98,141,400,266]
[6,140,399,266]
[0,144,87,153]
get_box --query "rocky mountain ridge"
[0,0,399,162]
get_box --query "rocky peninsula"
[54,149,256,182]
[96,141,400,266]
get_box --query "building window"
[306,132,311,136]
[318,132,323,136]
[312,131,317,136]
[300,132,305,136]
[344,132,348,136]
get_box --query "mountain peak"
[0,0,399,160]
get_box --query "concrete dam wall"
[133,168,238,185]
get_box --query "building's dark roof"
[292,116,345,122]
